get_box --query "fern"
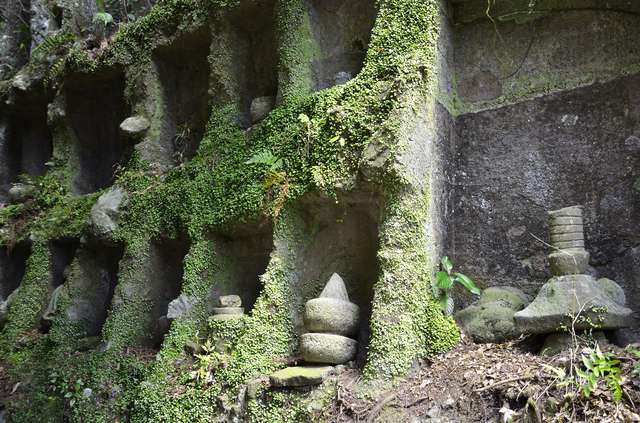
[31,34,74,57]
[245,151,282,171]
[44,56,68,89]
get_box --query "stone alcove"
[0,245,30,302]
[65,69,128,195]
[58,243,125,338]
[308,0,377,91]
[214,0,279,127]
[0,112,53,204]
[152,27,212,162]
[291,191,381,363]
[214,222,274,315]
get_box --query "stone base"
[541,331,608,356]
[513,275,633,334]
[212,307,244,315]
[300,333,357,364]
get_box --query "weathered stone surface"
[219,295,241,307]
[119,116,151,137]
[300,333,357,364]
[184,340,205,355]
[88,186,128,241]
[8,184,36,204]
[167,295,197,320]
[548,206,582,219]
[269,365,334,387]
[457,70,502,103]
[541,331,608,356]
[158,315,171,335]
[249,96,276,124]
[513,275,633,334]
[319,273,350,301]
[597,278,626,307]
[477,287,527,310]
[41,284,64,326]
[548,250,590,276]
[0,288,20,329]
[304,298,360,336]
[212,307,244,315]
[455,287,526,343]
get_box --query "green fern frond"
[246,151,283,171]
[31,34,74,57]
[44,56,68,89]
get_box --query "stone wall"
[445,0,640,344]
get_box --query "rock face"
[513,206,633,343]
[455,286,528,343]
[87,187,128,242]
[249,96,276,124]
[299,273,360,364]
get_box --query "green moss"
[364,188,459,381]
[0,242,52,355]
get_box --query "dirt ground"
[323,334,640,423]
[2,331,640,422]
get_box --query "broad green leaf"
[436,273,453,289]
[441,256,452,274]
[454,273,480,295]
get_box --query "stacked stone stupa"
[513,206,633,350]
[300,273,360,364]
[210,295,244,321]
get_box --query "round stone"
[548,250,589,276]
[300,333,357,364]
[548,216,583,227]
[213,307,244,315]
[303,298,360,336]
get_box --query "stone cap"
[319,273,350,301]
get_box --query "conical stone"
[319,273,350,301]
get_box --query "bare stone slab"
[513,275,633,334]
[304,297,360,336]
[269,365,334,387]
[300,333,357,364]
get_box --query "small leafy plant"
[436,256,480,316]
[574,345,622,402]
